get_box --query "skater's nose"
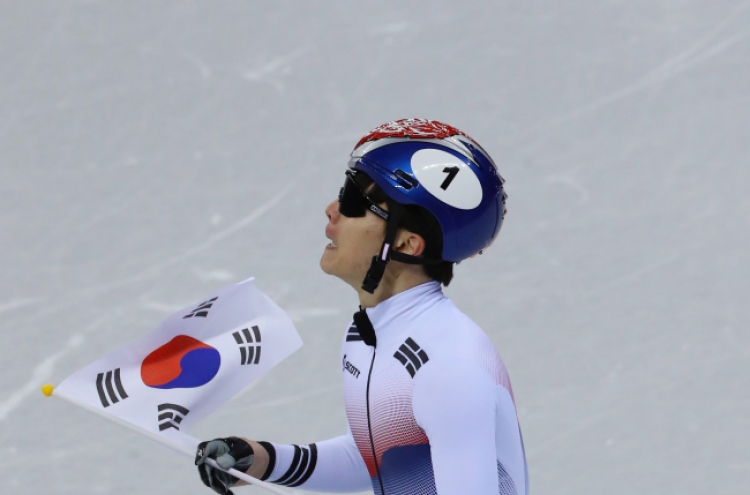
[325,199,340,223]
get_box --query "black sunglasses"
[338,170,390,221]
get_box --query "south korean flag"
[52,278,303,451]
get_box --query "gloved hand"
[195,437,255,495]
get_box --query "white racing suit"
[259,282,528,495]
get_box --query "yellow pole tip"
[41,384,54,397]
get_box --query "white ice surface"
[1,2,748,494]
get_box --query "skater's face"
[320,178,388,288]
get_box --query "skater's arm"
[250,428,371,492]
[199,429,370,493]
[413,359,499,495]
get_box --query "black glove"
[195,437,255,495]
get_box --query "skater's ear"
[393,229,426,258]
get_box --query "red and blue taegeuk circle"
[141,335,221,389]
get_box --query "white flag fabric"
[54,278,302,451]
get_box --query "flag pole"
[43,384,293,495]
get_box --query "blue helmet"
[349,118,507,263]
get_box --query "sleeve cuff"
[257,441,276,481]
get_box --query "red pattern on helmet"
[355,118,475,149]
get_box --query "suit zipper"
[365,348,385,495]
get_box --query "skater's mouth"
[325,225,338,249]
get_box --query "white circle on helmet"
[410,148,483,210]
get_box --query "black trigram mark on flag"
[232,325,261,365]
[158,403,189,431]
[345,324,363,342]
[96,368,129,408]
[393,338,429,378]
[183,297,218,319]
[271,443,318,487]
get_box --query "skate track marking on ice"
[526,364,628,459]
[1,183,296,331]
[83,181,295,296]
[0,334,84,422]
[240,46,311,93]
[0,313,114,422]
[180,51,212,79]
[0,298,41,315]
[507,1,750,144]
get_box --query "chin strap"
[361,203,444,294]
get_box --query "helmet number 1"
[411,149,483,209]
[440,166,460,190]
